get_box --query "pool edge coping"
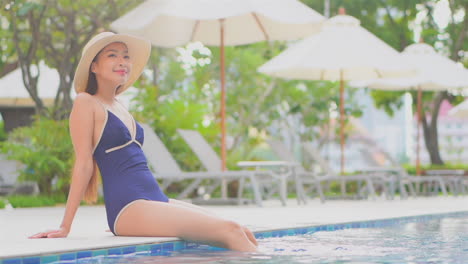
[2,210,468,263]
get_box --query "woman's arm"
[30,93,96,238]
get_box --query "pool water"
[69,216,468,264]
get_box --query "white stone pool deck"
[1,196,468,259]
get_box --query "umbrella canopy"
[110,0,323,47]
[0,62,138,109]
[0,62,60,107]
[110,0,325,185]
[258,14,411,81]
[258,12,411,174]
[351,43,468,175]
[354,43,468,91]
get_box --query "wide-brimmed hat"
[73,32,151,95]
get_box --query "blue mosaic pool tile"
[122,246,136,255]
[150,244,162,255]
[40,255,59,264]
[1,258,20,264]
[92,249,108,256]
[209,246,227,251]
[287,229,296,236]
[162,242,174,252]
[76,251,92,259]
[255,233,264,239]
[186,242,199,249]
[135,245,150,253]
[107,248,122,256]
[42,256,58,264]
[21,257,40,264]
[59,253,75,261]
[174,241,186,251]
[273,230,285,237]
[307,226,318,234]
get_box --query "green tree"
[130,46,218,172]
[0,0,144,118]
[302,0,467,165]
[0,7,18,78]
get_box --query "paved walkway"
[2,197,468,258]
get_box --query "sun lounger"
[141,124,271,206]
[267,140,386,201]
[176,129,288,205]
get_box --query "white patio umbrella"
[0,62,137,109]
[0,62,61,107]
[449,99,468,118]
[110,0,325,198]
[351,43,468,175]
[258,10,412,174]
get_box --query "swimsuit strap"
[94,97,115,111]
[92,97,109,153]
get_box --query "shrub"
[0,116,74,196]
[0,121,7,142]
[7,195,56,208]
[403,163,468,175]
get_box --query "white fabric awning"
[110,0,324,47]
[258,14,413,81]
[350,43,468,92]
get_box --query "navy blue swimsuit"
[93,106,169,235]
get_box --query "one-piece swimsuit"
[93,100,169,235]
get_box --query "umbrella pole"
[416,86,422,176]
[340,70,345,175]
[220,19,228,199]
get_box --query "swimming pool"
[3,211,468,264]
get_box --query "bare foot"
[243,226,258,246]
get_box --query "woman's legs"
[168,199,214,215]
[168,199,258,246]
[115,200,257,252]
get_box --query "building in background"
[412,100,468,165]
[295,89,410,173]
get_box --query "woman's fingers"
[29,232,47,239]
[47,231,65,238]
[29,230,63,239]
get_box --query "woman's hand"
[29,227,69,239]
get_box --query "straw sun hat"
[73,32,151,95]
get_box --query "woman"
[29,32,258,252]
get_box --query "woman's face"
[91,42,132,89]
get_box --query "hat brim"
[74,33,151,95]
